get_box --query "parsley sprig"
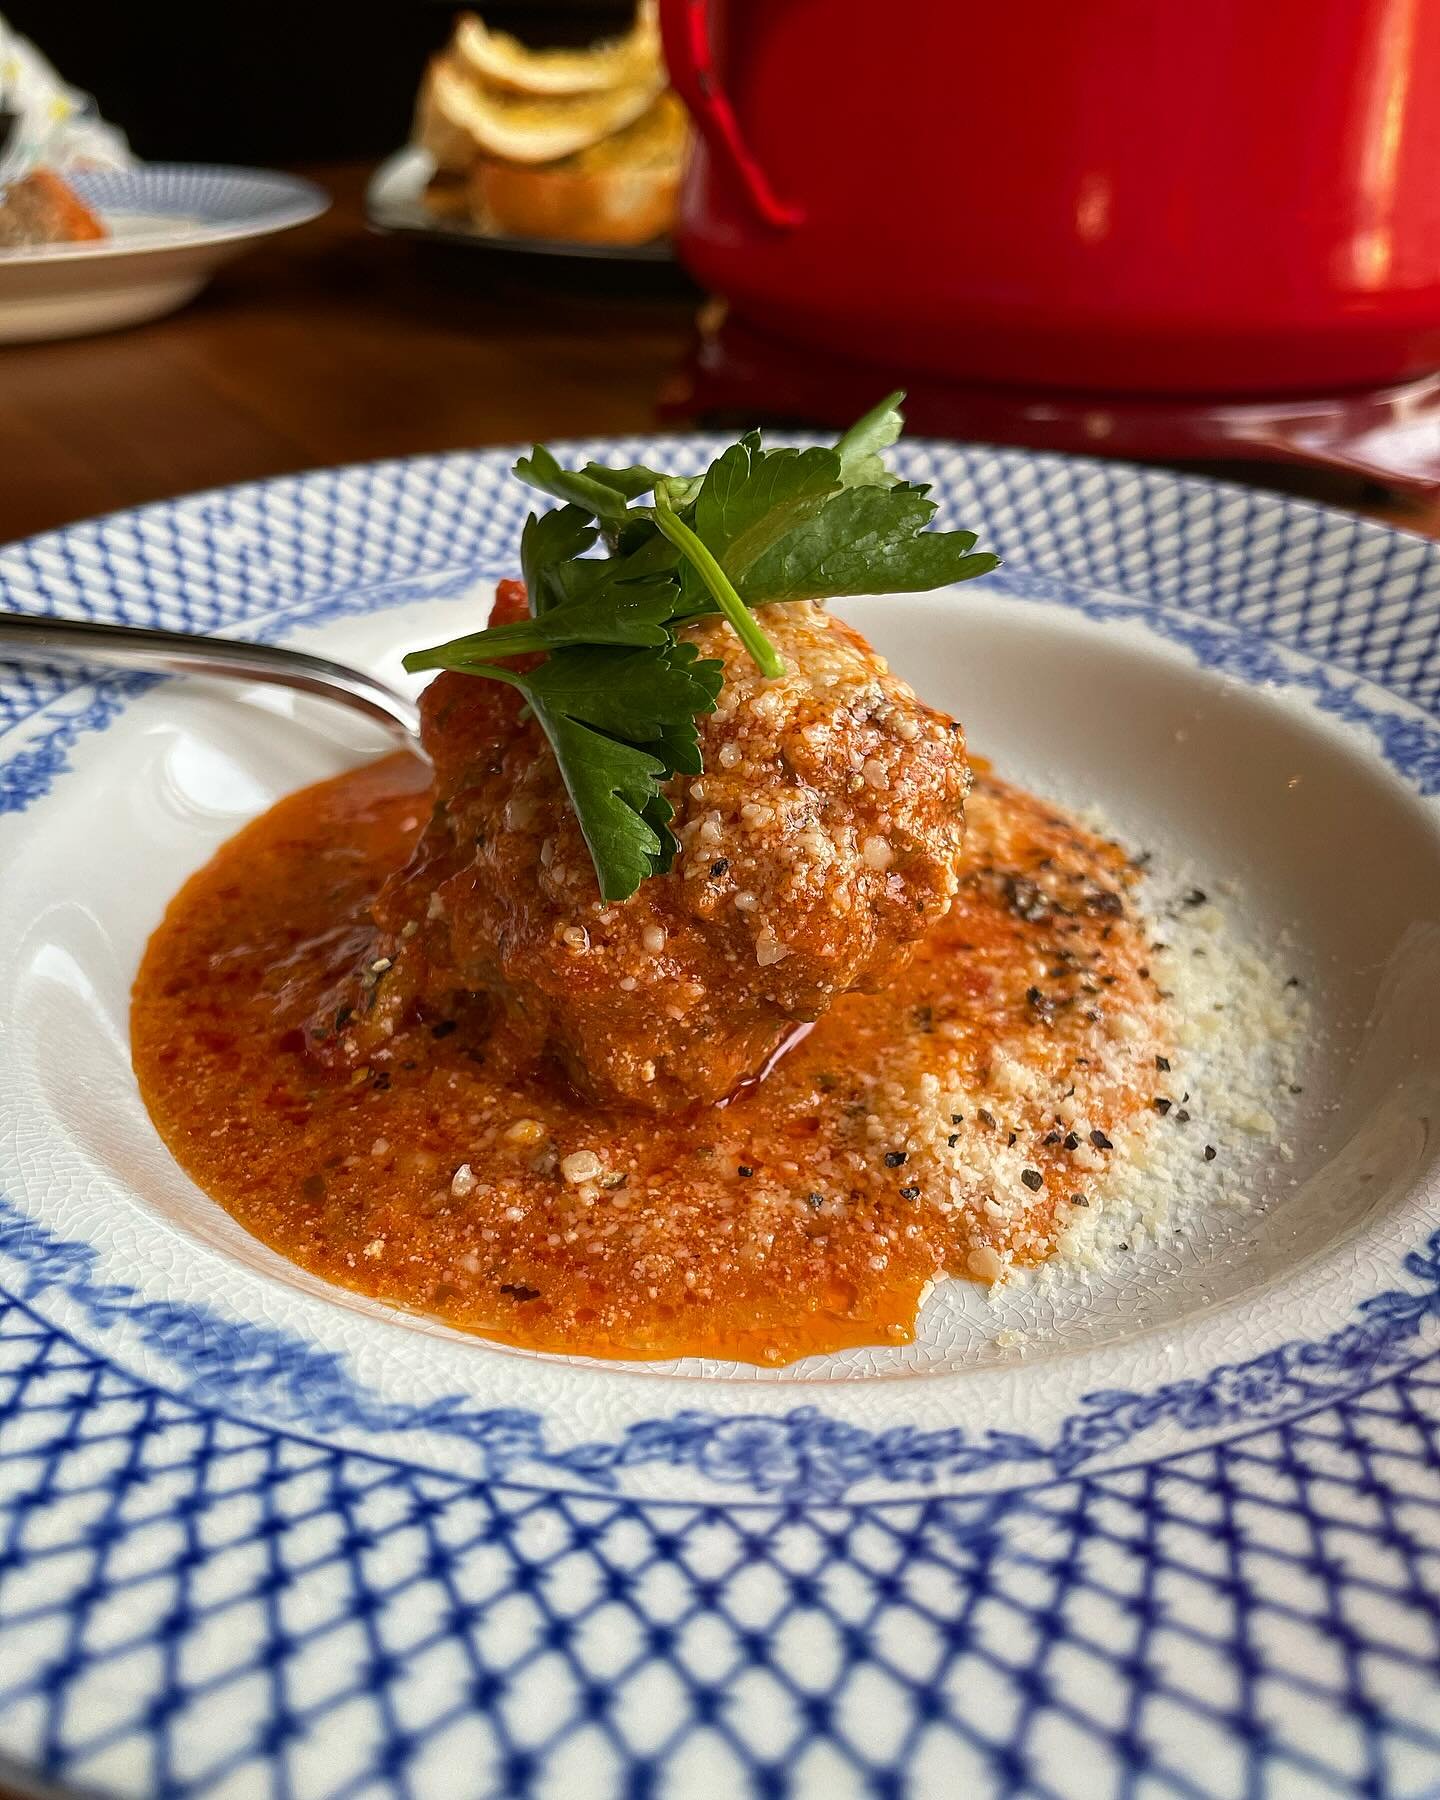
[403,394,998,902]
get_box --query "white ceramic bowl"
[1,441,1437,1798]
[0,164,328,343]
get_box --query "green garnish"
[403,393,998,902]
[652,480,784,679]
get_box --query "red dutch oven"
[659,0,1440,395]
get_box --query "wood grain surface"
[0,165,695,544]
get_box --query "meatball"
[356,585,969,1110]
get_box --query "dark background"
[5,2,635,163]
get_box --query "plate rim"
[5,429,1440,573]
[0,162,330,269]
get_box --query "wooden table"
[0,164,697,544]
[1,162,1437,551]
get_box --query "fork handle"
[0,610,422,745]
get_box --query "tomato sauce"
[132,755,1167,1366]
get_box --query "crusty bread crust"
[469,152,679,245]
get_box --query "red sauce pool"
[132,754,1166,1366]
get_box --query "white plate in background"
[0,163,327,343]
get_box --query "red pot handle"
[658,0,804,229]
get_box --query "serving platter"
[0,165,328,344]
[0,439,1437,1799]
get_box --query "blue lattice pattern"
[66,165,327,236]
[3,444,1440,718]
[1,1284,1438,1799]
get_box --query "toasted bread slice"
[420,169,475,221]
[563,90,687,175]
[451,1,661,98]
[416,53,664,169]
[470,157,679,245]
[467,92,686,244]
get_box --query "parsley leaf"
[526,643,721,899]
[690,436,840,573]
[652,481,784,678]
[510,447,634,521]
[740,483,994,604]
[835,389,906,489]
[407,642,722,901]
[520,504,595,614]
[402,580,676,670]
[573,462,667,501]
[539,713,679,902]
[520,642,723,747]
[403,396,999,901]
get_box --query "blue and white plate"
[1,441,1438,1800]
[0,164,328,344]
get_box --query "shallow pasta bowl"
[1,441,1438,1799]
[0,164,328,343]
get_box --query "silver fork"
[0,610,422,747]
